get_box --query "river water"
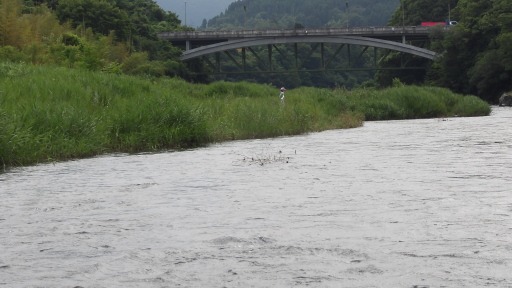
[1,107,512,288]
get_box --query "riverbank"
[0,62,491,168]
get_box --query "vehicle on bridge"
[421,20,457,26]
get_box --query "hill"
[205,0,399,30]
[154,0,234,27]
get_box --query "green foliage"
[378,0,512,102]
[376,0,458,88]
[0,62,489,168]
[345,86,485,121]
[0,0,203,82]
[0,46,29,62]
[392,77,405,87]
[202,81,273,99]
[388,0,459,27]
[427,0,512,102]
[109,97,208,150]
[61,32,83,46]
[452,95,492,117]
[0,62,209,165]
[56,0,131,40]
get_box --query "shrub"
[356,99,405,121]
[0,46,29,62]
[453,95,492,117]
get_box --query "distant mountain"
[154,0,234,27]
[206,0,400,30]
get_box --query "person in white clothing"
[279,87,286,106]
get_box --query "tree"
[375,0,460,88]
[56,0,132,40]
[428,0,512,102]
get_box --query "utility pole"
[346,1,349,28]
[185,1,187,26]
[244,5,247,29]
[401,0,405,43]
[401,0,405,28]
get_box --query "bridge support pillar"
[215,52,221,72]
[268,45,273,71]
[242,48,247,70]
[294,43,298,69]
[186,40,190,51]
[321,43,325,69]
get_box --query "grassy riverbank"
[0,62,490,168]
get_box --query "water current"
[1,107,512,288]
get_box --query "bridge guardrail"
[157,26,439,40]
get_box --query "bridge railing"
[158,26,439,40]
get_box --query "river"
[1,107,511,288]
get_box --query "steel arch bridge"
[158,26,445,74]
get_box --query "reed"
[0,62,491,168]
[343,85,490,121]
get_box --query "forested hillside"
[0,0,208,82]
[205,0,399,30]
[154,0,233,28]
[375,0,458,88]
[381,0,512,102]
[431,0,512,102]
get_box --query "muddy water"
[1,107,512,288]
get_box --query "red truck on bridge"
[421,20,457,26]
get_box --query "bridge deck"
[158,26,444,47]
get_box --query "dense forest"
[0,0,208,82]
[431,0,512,102]
[383,0,512,102]
[376,0,460,89]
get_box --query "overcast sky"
[154,0,235,27]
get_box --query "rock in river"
[499,93,512,106]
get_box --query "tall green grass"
[0,62,490,168]
[342,85,491,120]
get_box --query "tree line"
[382,0,512,103]
[0,0,208,82]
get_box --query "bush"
[453,95,492,117]
[202,81,274,99]
[109,97,209,150]
[0,46,29,63]
[357,99,405,120]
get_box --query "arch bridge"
[158,26,446,74]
